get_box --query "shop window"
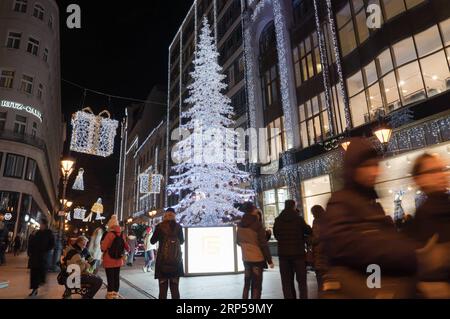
[347,70,364,96]
[405,0,425,9]
[364,61,378,86]
[355,10,369,44]
[298,93,331,148]
[392,37,417,67]
[398,61,426,105]
[263,187,291,234]
[382,0,405,21]
[368,83,383,111]
[420,50,450,97]
[262,65,279,109]
[302,175,332,225]
[339,20,357,57]
[267,117,287,161]
[381,71,401,111]
[415,25,443,58]
[4,154,25,178]
[336,2,352,28]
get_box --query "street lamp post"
[51,158,75,272]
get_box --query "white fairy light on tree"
[70,108,119,157]
[168,17,254,226]
[72,168,85,191]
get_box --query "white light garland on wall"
[243,23,257,130]
[251,0,272,21]
[313,0,335,136]
[273,0,294,149]
[70,108,119,157]
[325,0,351,130]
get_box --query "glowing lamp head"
[341,141,351,151]
[61,158,75,177]
[374,126,392,145]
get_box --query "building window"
[37,83,43,99]
[33,4,44,20]
[262,65,280,108]
[20,74,34,94]
[31,122,37,138]
[263,187,291,234]
[302,175,332,225]
[298,93,331,149]
[0,112,6,131]
[43,48,49,63]
[13,0,27,13]
[14,115,27,135]
[266,117,287,161]
[6,32,21,49]
[0,70,15,89]
[25,158,37,181]
[4,154,25,178]
[382,0,406,21]
[27,37,40,56]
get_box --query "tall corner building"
[166,0,247,207]
[0,0,63,238]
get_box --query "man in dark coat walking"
[321,137,450,298]
[28,219,55,296]
[0,213,8,265]
[273,200,312,299]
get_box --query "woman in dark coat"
[151,208,184,299]
[27,219,55,296]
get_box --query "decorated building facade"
[244,0,450,231]
[0,0,63,238]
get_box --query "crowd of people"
[1,137,449,299]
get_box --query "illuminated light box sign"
[0,100,43,122]
[184,226,244,276]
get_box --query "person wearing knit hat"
[101,214,129,299]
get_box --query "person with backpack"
[151,208,184,299]
[101,215,129,299]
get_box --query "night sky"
[56,1,192,220]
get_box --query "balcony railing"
[0,129,45,150]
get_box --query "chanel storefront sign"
[0,100,43,122]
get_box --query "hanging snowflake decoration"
[72,168,85,191]
[73,208,87,220]
[70,107,119,157]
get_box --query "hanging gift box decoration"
[139,173,150,194]
[73,208,86,220]
[149,174,163,194]
[70,107,119,157]
[72,168,85,191]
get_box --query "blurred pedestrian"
[143,226,157,273]
[13,235,21,256]
[151,208,184,299]
[28,219,55,297]
[88,225,105,275]
[126,230,137,266]
[0,213,7,265]
[311,205,328,292]
[101,215,129,299]
[405,153,450,297]
[321,138,449,298]
[273,200,312,299]
[237,203,274,299]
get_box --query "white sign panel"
[186,227,243,274]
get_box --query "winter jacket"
[27,229,55,269]
[127,235,137,253]
[65,244,91,274]
[322,138,419,276]
[237,213,272,264]
[312,217,328,273]
[100,226,129,269]
[273,209,312,258]
[88,227,104,260]
[151,221,184,279]
[144,232,157,251]
[405,193,450,245]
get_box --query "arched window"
[33,4,44,20]
[259,21,280,109]
[259,22,277,57]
